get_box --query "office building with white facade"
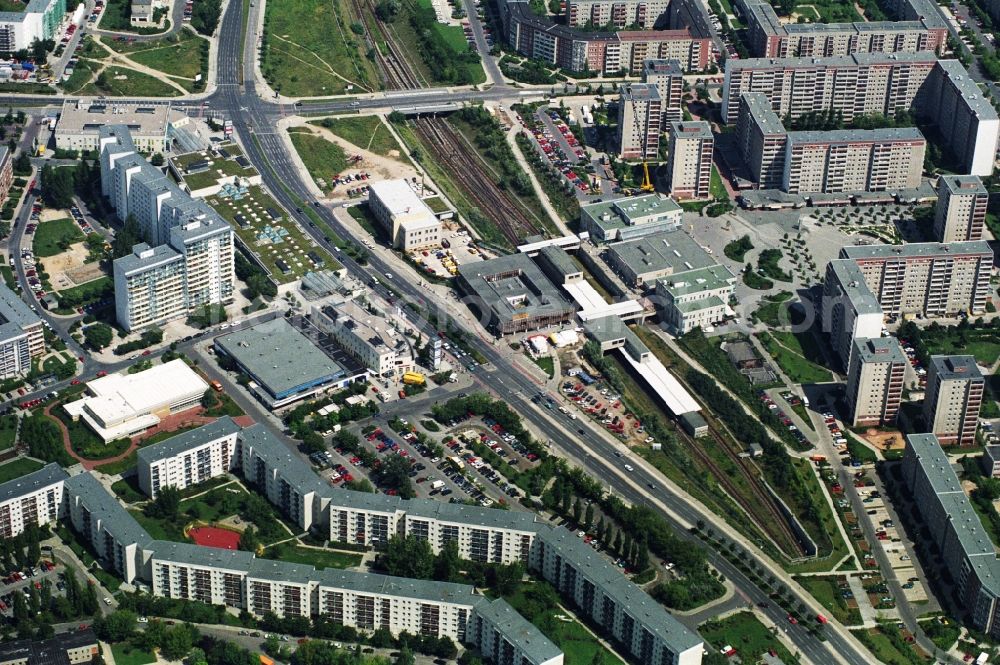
[0,463,67,539]
[0,284,44,380]
[310,302,415,379]
[847,337,907,427]
[655,264,737,334]
[580,194,682,243]
[665,121,713,199]
[58,99,184,153]
[935,175,987,242]
[137,416,242,498]
[923,355,984,447]
[366,180,442,251]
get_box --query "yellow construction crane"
[631,99,655,192]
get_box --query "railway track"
[681,426,808,559]
[414,117,542,245]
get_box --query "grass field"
[33,218,84,257]
[757,331,833,384]
[0,414,17,448]
[310,116,405,158]
[112,30,207,80]
[261,0,380,96]
[81,66,182,97]
[61,59,99,95]
[531,355,554,378]
[851,627,932,665]
[111,644,155,665]
[111,477,145,504]
[287,129,350,192]
[262,543,362,570]
[795,575,862,625]
[56,275,112,305]
[506,584,625,665]
[0,458,41,484]
[923,332,1000,365]
[700,612,796,664]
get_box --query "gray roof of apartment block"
[0,463,67,505]
[929,355,984,382]
[473,598,564,663]
[839,240,993,260]
[148,540,255,571]
[0,283,41,344]
[65,472,153,549]
[315,568,480,606]
[405,498,544,532]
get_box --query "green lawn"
[531,355,554,378]
[111,644,155,665]
[123,30,208,79]
[506,584,625,665]
[57,276,113,306]
[33,218,84,257]
[757,332,833,384]
[260,0,381,96]
[700,612,797,664]
[287,129,351,191]
[924,334,1000,365]
[795,575,862,625]
[310,116,405,158]
[851,627,932,665]
[0,414,18,448]
[262,543,362,570]
[0,265,15,290]
[0,457,41,483]
[61,59,99,95]
[81,66,182,97]
[111,477,145,504]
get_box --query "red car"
[96,371,107,377]
[70,379,80,385]
[141,350,151,356]
[787,615,798,625]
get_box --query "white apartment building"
[782,128,925,194]
[533,528,703,665]
[101,126,235,332]
[0,0,66,52]
[839,242,994,318]
[63,359,209,443]
[847,337,906,427]
[404,500,543,565]
[923,355,984,447]
[655,265,736,334]
[248,559,315,618]
[566,0,668,29]
[821,260,885,371]
[238,424,333,532]
[472,599,565,665]
[618,83,662,160]
[935,175,987,242]
[366,180,441,252]
[137,416,242,498]
[0,284,44,380]
[150,541,252,608]
[643,59,684,125]
[0,464,67,539]
[327,493,404,547]
[310,302,415,379]
[316,569,480,641]
[723,53,1000,176]
[665,121,713,199]
[63,472,153,584]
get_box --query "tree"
[584,503,594,530]
[201,389,216,409]
[83,322,114,350]
[40,164,74,209]
[395,648,415,665]
[494,562,523,596]
[146,486,181,520]
[160,623,199,660]
[13,152,31,176]
[238,526,260,553]
[94,609,137,642]
[151,153,165,166]
[572,498,583,524]
[112,214,142,259]
[433,539,460,583]
[382,535,434,580]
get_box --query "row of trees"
[94,609,200,661]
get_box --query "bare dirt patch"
[859,428,905,452]
[45,242,97,290]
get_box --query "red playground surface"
[189,526,241,550]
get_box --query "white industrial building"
[366,180,442,251]
[137,417,242,498]
[63,359,209,442]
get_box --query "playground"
[187,524,242,550]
